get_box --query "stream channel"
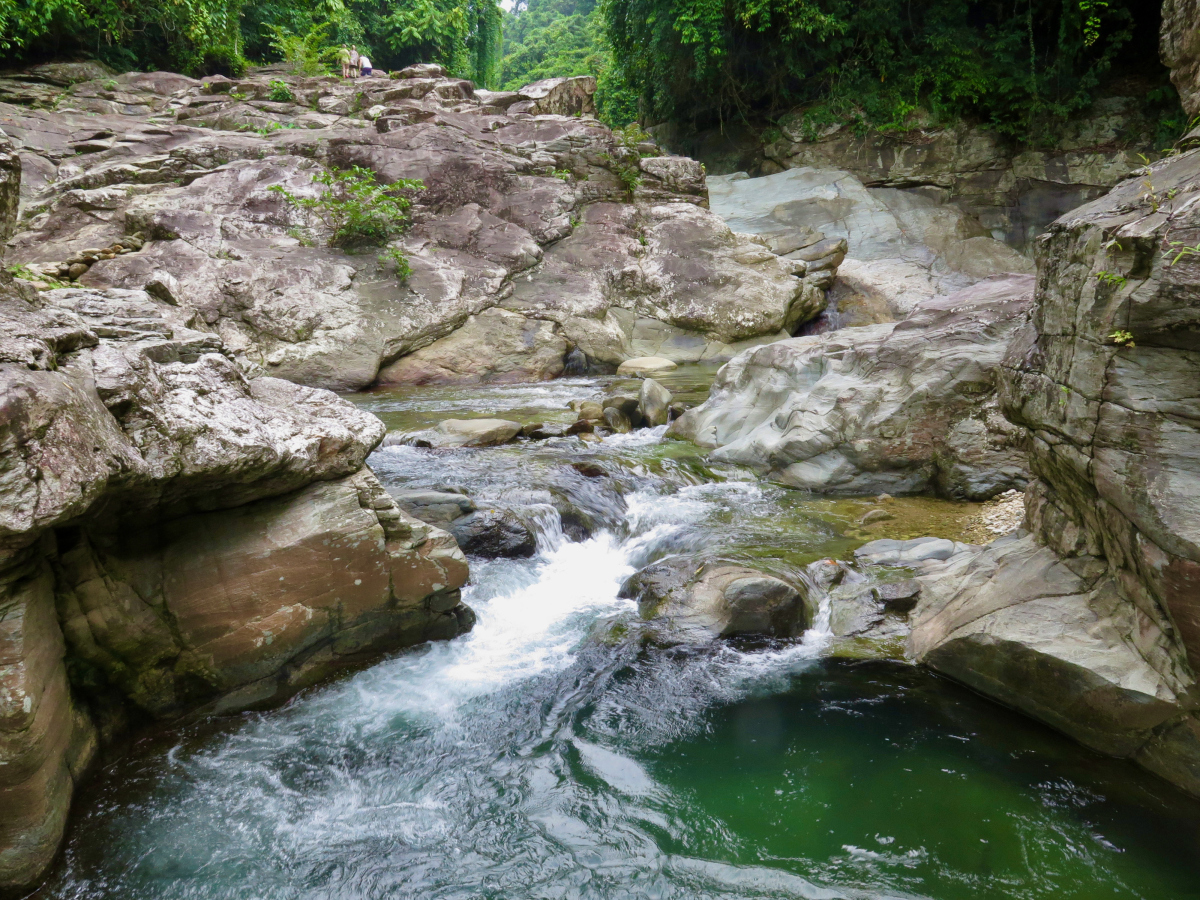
[41,366,1200,900]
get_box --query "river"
[40,368,1200,900]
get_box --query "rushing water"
[41,371,1200,900]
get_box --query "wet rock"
[603,406,632,434]
[565,419,595,435]
[570,461,607,478]
[562,347,588,375]
[572,400,604,421]
[448,510,536,558]
[601,392,643,428]
[858,508,894,526]
[620,556,809,644]
[0,131,18,242]
[390,489,476,524]
[638,377,672,427]
[617,356,676,376]
[434,418,523,447]
[522,422,566,439]
[669,276,1033,499]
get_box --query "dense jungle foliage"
[501,0,637,122]
[602,0,1176,140]
[0,0,1182,139]
[1,0,503,87]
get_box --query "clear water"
[40,373,1200,900]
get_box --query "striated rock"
[0,279,472,894]
[0,131,18,242]
[1161,0,1200,118]
[514,76,596,117]
[708,167,1032,326]
[620,556,809,644]
[909,533,1185,759]
[984,145,1200,797]
[755,98,1165,251]
[669,275,1033,499]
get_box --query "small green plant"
[614,122,659,158]
[286,226,315,247]
[6,263,62,285]
[551,169,573,182]
[1108,330,1135,348]
[103,79,118,91]
[1096,271,1126,287]
[569,214,580,229]
[255,121,294,135]
[229,90,248,101]
[268,80,294,103]
[378,246,412,281]
[269,166,424,248]
[1058,384,1070,407]
[1167,241,1200,266]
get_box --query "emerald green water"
[40,373,1200,900]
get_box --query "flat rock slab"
[617,356,677,376]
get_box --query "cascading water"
[42,373,1200,900]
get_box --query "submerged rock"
[449,510,537,558]
[620,557,810,644]
[434,418,523,447]
[669,275,1033,499]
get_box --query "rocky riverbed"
[3,10,1200,893]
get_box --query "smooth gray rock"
[434,418,523,447]
[910,534,1184,759]
[638,377,672,427]
[669,275,1034,499]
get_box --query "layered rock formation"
[1162,0,1200,118]
[1,67,831,390]
[0,276,472,893]
[708,167,1033,329]
[668,275,1033,499]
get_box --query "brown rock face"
[1162,0,1200,118]
[0,279,472,894]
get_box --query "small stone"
[570,462,607,478]
[574,400,603,421]
[565,419,595,435]
[578,432,602,443]
[68,263,89,279]
[435,418,522,447]
[876,493,893,503]
[859,508,895,526]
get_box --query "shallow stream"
[41,369,1200,899]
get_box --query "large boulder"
[668,275,1033,499]
[620,556,810,644]
[0,279,472,894]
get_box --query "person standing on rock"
[359,53,373,77]
[338,45,351,79]
[349,46,360,79]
